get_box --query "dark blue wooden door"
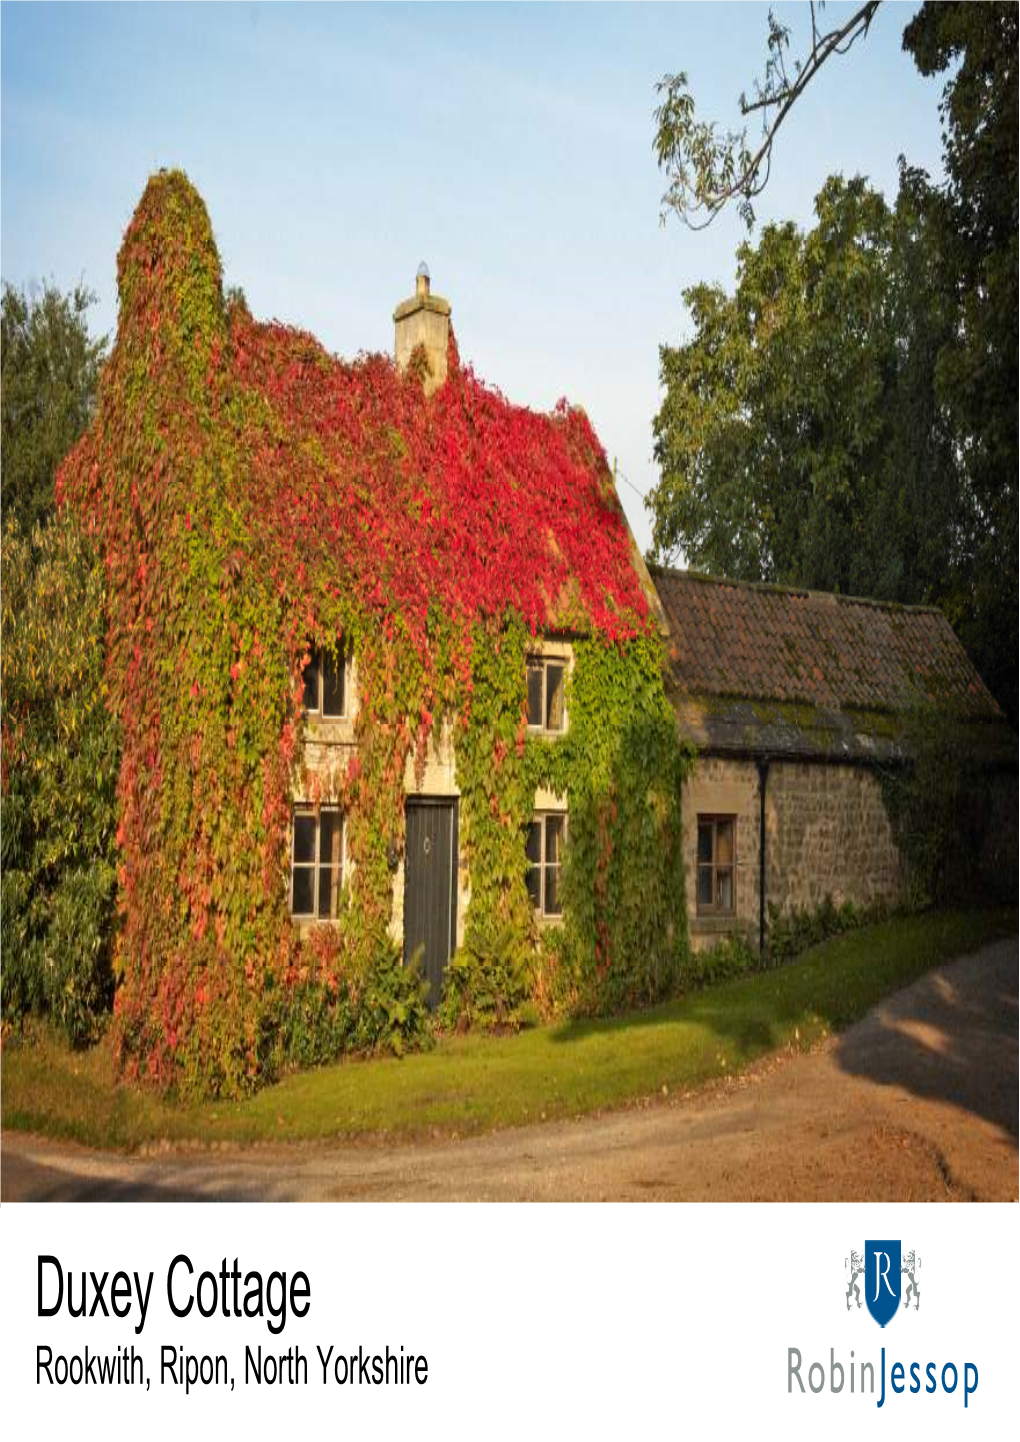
[404,800,458,1007]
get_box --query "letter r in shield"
[865,1240,901,1327]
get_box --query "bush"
[274,977,358,1072]
[273,938,431,1070]
[682,933,758,989]
[439,925,534,1032]
[881,704,1008,906]
[1,516,121,1044]
[765,895,887,968]
[355,940,432,1056]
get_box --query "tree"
[650,1,1017,721]
[1,513,121,1044]
[902,2,1018,722]
[1,280,115,1041]
[648,174,965,612]
[1,281,106,535]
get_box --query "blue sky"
[1,2,946,552]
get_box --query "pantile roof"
[651,566,1009,762]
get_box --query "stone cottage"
[58,171,684,1095]
[293,263,673,1006]
[56,172,1014,1098]
[651,566,1017,952]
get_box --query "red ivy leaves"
[55,169,655,1098]
[229,314,647,653]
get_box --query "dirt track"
[3,938,1016,1202]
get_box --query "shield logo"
[864,1240,901,1327]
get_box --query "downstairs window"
[291,806,345,920]
[696,815,735,916]
[526,812,566,918]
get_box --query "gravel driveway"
[3,937,1016,1202]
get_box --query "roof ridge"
[647,562,947,618]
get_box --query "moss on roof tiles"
[649,564,1003,728]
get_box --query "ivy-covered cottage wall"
[446,620,690,1026]
[57,170,692,1099]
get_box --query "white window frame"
[525,654,568,735]
[290,805,346,920]
[302,644,349,720]
[527,811,567,918]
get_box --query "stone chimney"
[393,263,451,395]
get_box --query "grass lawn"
[2,908,1014,1152]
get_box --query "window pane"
[697,822,713,865]
[291,866,314,916]
[697,864,713,908]
[544,865,562,916]
[293,812,316,864]
[321,646,345,717]
[545,663,565,731]
[526,821,542,909]
[526,661,543,727]
[302,653,319,712]
[715,820,734,865]
[318,865,336,919]
[317,812,342,919]
[319,811,342,866]
[717,868,733,913]
[546,814,564,865]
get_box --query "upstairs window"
[302,644,347,719]
[291,806,345,920]
[526,812,566,917]
[526,656,566,734]
[697,816,735,916]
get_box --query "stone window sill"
[305,719,357,744]
[690,914,739,935]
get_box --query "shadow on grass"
[547,911,1019,1138]
[548,1002,782,1054]
[4,910,1015,1177]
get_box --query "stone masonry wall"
[684,756,904,953]
[764,761,902,918]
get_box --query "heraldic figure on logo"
[845,1242,922,1323]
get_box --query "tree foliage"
[1,514,121,1044]
[1,281,106,534]
[650,176,963,602]
[902,1,1018,722]
[880,705,1014,908]
[650,1,1017,722]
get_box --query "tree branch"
[655,1,882,231]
